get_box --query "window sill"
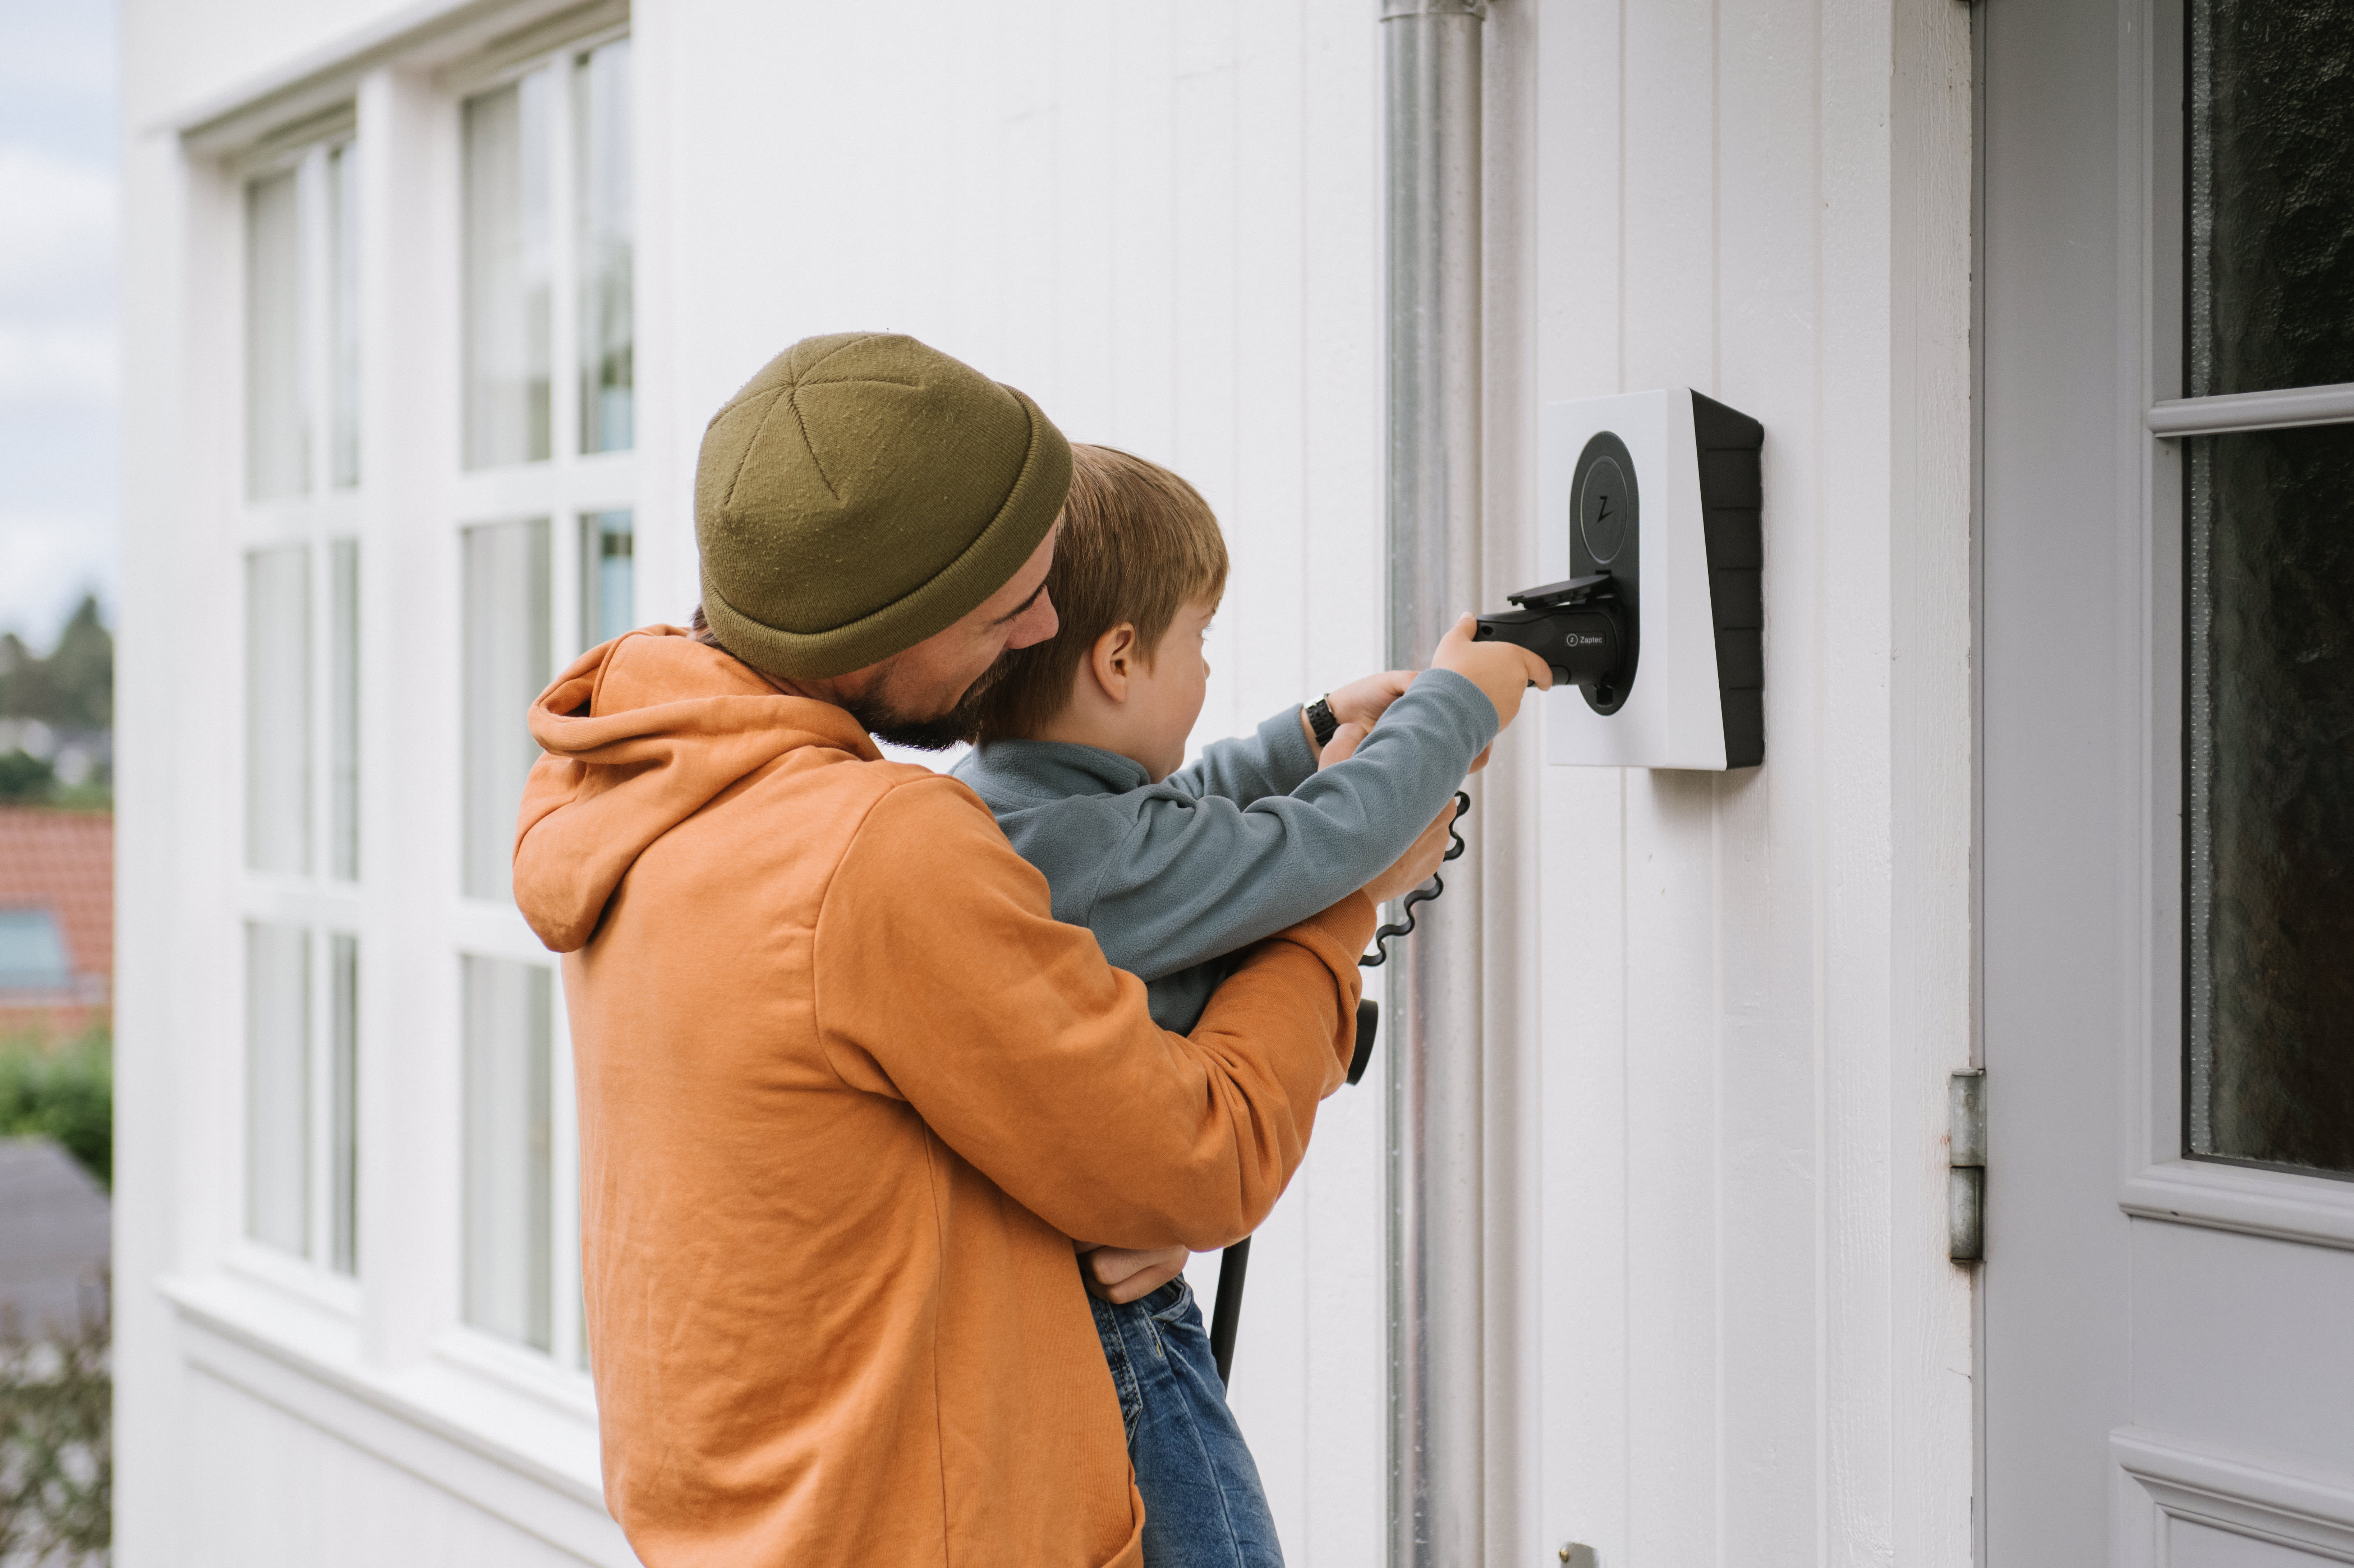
[158,1269,634,1567]
[2120,1158,2354,1252]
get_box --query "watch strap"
[1305,696,1339,748]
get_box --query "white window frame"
[446,21,635,1383]
[232,115,368,1309]
[165,8,643,1553]
[2118,0,2354,1252]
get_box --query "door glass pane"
[2185,0,2354,397]
[462,955,552,1351]
[2185,423,2354,1176]
[328,538,359,880]
[461,519,550,901]
[245,545,312,875]
[327,140,362,488]
[330,933,359,1276]
[580,509,634,647]
[463,73,553,469]
[575,38,633,455]
[245,168,307,499]
[246,922,311,1253]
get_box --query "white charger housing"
[1535,388,1764,770]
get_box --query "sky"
[0,0,117,653]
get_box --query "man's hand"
[1429,613,1552,729]
[1363,798,1463,906]
[1077,1243,1191,1305]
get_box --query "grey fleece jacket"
[952,668,1498,1032]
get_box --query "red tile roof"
[0,810,112,983]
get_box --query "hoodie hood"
[512,627,881,952]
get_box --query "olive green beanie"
[694,332,1072,680]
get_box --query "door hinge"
[1949,1069,1986,1263]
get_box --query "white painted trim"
[163,0,628,151]
[2114,1426,2354,1567]
[2146,383,2354,438]
[161,1269,629,1563]
[2120,1161,2354,1253]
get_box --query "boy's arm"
[1090,668,1497,982]
[1166,671,1420,805]
[814,774,1373,1252]
[1164,705,1319,806]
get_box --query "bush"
[0,1283,110,1565]
[0,752,54,806]
[0,1030,111,1191]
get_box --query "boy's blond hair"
[964,444,1228,743]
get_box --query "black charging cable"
[1208,790,1473,1386]
[1358,790,1472,970]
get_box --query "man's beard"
[843,679,990,752]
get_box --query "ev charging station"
[1477,389,1765,771]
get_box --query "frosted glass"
[461,519,550,901]
[2185,424,2354,1176]
[245,923,311,1254]
[328,539,359,881]
[575,39,634,455]
[245,545,312,875]
[462,955,552,1351]
[330,933,358,1276]
[245,169,307,499]
[464,75,553,468]
[2186,0,2354,397]
[328,141,362,488]
[580,509,634,647]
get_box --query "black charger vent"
[1691,392,1765,768]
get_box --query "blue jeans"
[1090,1277,1285,1568]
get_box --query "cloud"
[0,322,114,406]
[0,146,115,302]
[0,509,113,649]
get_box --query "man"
[512,333,1425,1567]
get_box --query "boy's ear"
[1088,623,1140,705]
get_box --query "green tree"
[0,597,111,729]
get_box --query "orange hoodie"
[512,629,1374,1568]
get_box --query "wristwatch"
[1305,696,1339,748]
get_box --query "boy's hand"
[1077,1243,1192,1304]
[1363,798,1463,907]
[1430,613,1552,729]
[1327,670,1415,730]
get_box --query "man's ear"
[1088,623,1140,705]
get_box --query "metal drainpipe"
[1381,3,1486,1567]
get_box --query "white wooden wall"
[1492,0,1977,1563]
[118,0,1976,1563]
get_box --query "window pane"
[464,74,553,469]
[328,539,359,881]
[462,519,550,901]
[580,509,634,648]
[2186,0,2354,396]
[2185,423,2354,1176]
[330,933,359,1276]
[0,908,72,990]
[245,169,307,499]
[245,545,312,875]
[462,955,552,1351]
[246,922,311,1254]
[575,39,633,455]
[328,140,362,488]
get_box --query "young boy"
[952,445,1547,1568]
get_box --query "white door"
[1981,0,2354,1562]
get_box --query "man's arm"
[812,775,1375,1253]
